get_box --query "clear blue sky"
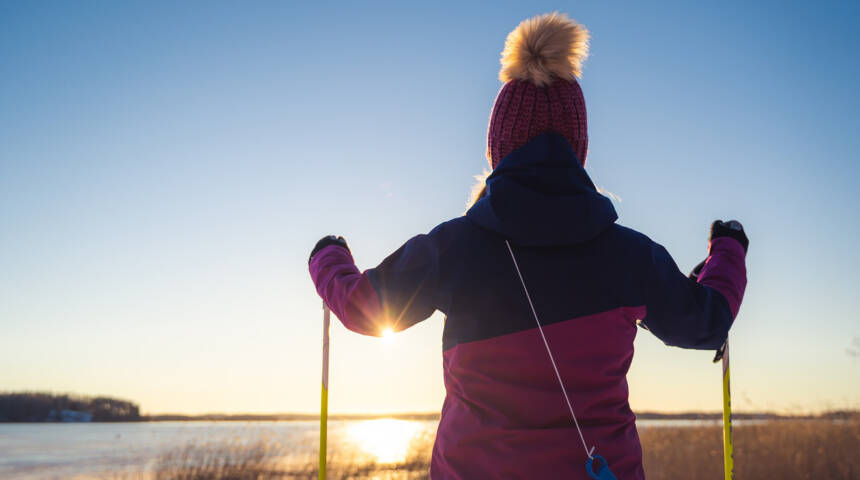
[1,0,858,414]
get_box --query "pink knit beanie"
[487,13,590,168]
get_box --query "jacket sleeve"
[308,234,441,336]
[640,237,747,350]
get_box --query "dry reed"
[640,420,859,480]
[114,420,858,480]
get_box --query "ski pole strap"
[713,341,727,363]
[505,240,618,479]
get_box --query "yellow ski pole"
[714,340,733,479]
[319,302,330,480]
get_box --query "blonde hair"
[466,168,491,211]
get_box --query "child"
[309,12,747,480]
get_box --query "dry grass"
[116,421,858,480]
[150,440,285,480]
[130,438,431,480]
[640,420,860,480]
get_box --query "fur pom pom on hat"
[500,12,589,87]
[487,13,590,170]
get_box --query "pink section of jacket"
[698,237,747,317]
[309,245,382,335]
[431,306,647,480]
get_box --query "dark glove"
[710,220,748,253]
[309,235,349,264]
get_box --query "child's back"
[309,13,748,479]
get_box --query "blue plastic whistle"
[586,454,618,480]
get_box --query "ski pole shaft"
[319,303,330,480]
[719,340,734,480]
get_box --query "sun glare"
[346,419,423,464]
[381,327,395,342]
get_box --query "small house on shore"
[49,409,93,422]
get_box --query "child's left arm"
[640,220,748,349]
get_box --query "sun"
[380,327,395,342]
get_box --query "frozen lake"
[0,419,721,479]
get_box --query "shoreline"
[2,410,856,423]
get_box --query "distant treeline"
[0,392,141,422]
[144,410,859,422]
[636,410,859,421]
[2,392,856,423]
[143,412,442,422]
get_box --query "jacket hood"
[466,132,617,246]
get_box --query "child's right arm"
[308,228,448,337]
[640,221,748,350]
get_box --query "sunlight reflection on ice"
[345,419,424,464]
